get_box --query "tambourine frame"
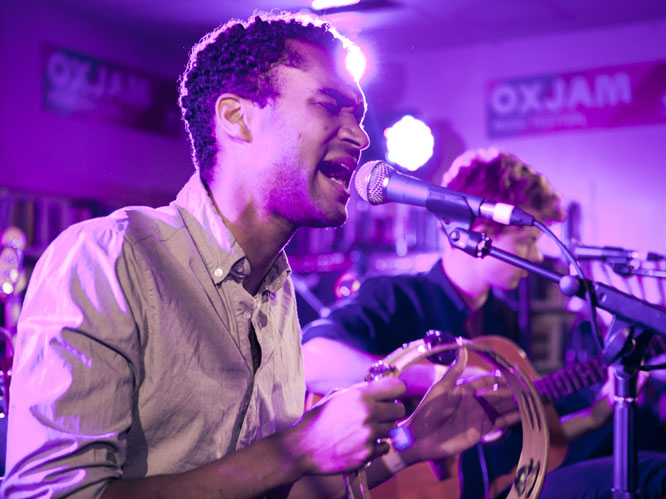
[344,335,549,499]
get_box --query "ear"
[214,93,253,142]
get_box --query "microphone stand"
[441,223,666,499]
[610,263,666,279]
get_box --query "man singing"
[2,12,514,498]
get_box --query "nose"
[339,116,370,151]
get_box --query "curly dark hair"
[179,11,354,184]
[443,148,566,233]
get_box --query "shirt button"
[244,311,252,320]
[214,268,223,278]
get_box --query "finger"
[463,371,507,390]
[372,399,407,423]
[363,376,407,399]
[419,357,468,409]
[453,343,469,374]
[461,365,491,378]
[432,344,469,388]
[475,390,519,416]
[477,378,516,400]
[398,362,449,397]
[473,391,502,425]
[492,408,522,428]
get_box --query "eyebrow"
[319,87,366,119]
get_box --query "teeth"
[321,162,350,181]
[332,164,348,179]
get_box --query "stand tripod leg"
[612,366,639,498]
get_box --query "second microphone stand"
[440,219,666,499]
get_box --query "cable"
[534,220,603,354]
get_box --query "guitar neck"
[534,334,666,405]
[534,357,605,404]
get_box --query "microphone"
[353,160,535,226]
[572,245,661,262]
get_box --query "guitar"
[324,333,666,499]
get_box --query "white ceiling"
[47,0,666,53]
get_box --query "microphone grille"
[354,160,393,205]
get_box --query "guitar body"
[458,335,568,498]
[306,335,571,498]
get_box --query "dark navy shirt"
[302,259,522,353]
[301,260,666,498]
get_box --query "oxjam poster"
[43,45,181,137]
[487,60,666,137]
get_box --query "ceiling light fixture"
[311,0,360,11]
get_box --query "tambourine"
[343,331,549,499]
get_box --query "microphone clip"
[447,228,492,258]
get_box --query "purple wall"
[2,1,665,258]
[376,21,666,256]
[0,0,192,207]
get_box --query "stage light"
[311,0,360,10]
[345,45,366,81]
[384,115,434,171]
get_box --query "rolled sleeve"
[3,220,140,498]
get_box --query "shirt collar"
[173,173,291,291]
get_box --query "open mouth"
[319,161,353,190]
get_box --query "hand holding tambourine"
[344,335,549,499]
[392,344,521,465]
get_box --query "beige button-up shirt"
[2,174,305,498]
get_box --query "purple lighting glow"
[344,45,367,82]
[384,115,434,171]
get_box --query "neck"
[441,250,490,311]
[225,215,294,295]
[206,177,295,295]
